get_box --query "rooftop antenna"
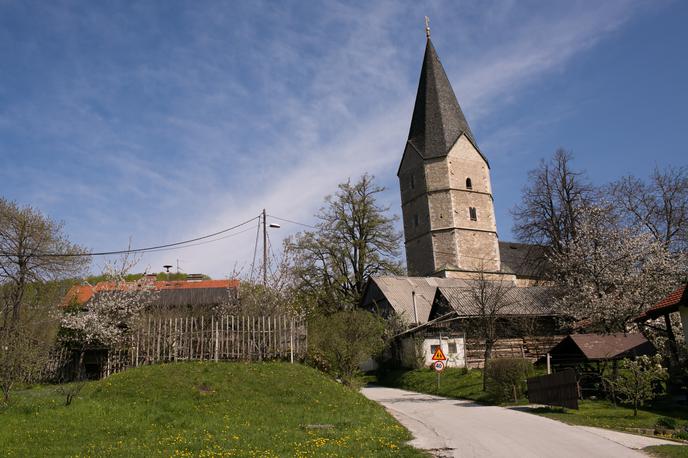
[163,264,173,281]
[425,16,431,39]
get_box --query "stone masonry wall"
[399,134,501,277]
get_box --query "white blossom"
[550,203,687,332]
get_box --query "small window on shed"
[466,178,472,189]
[469,207,477,221]
[430,345,440,355]
[414,214,419,227]
[448,342,458,354]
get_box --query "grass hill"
[1,362,422,457]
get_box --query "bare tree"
[610,165,688,252]
[0,198,86,402]
[0,198,87,325]
[288,174,403,311]
[511,149,596,255]
[462,268,518,390]
[0,307,58,403]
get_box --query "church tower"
[398,31,500,278]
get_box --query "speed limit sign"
[433,360,445,372]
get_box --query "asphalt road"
[361,386,679,457]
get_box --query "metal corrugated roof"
[370,276,471,323]
[437,285,556,316]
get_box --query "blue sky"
[1,0,686,278]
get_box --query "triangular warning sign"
[432,347,446,361]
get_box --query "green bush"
[607,355,668,417]
[673,431,688,441]
[485,358,534,403]
[308,310,385,387]
[655,416,677,430]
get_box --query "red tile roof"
[63,279,239,306]
[637,284,687,321]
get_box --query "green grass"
[377,368,494,403]
[529,399,688,432]
[0,362,424,457]
[644,445,688,457]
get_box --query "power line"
[249,216,261,283]
[267,214,316,229]
[0,215,260,258]
[141,223,260,254]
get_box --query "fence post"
[290,318,294,364]
[215,319,220,362]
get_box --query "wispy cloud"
[0,0,657,277]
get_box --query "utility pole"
[262,208,267,286]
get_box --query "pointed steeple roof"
[407,38,480,161]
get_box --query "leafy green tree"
[288,174,402,311]
[308,310,385,386]
[485,357,534,403]
[607,355,668,416]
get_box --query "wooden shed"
[547,333,655,367]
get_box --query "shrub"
[485,358,534,403]
[307,310,385,387]
[655,416,677,430]
[606,355,668,417]
[673,431,688,441]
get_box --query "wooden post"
[156,318,162,362]
[267,316,272,357]
[190,318,195,360]
[215,319,220,362]
[200,316,205,361]
[174,318,178,362]
[290,317,294,364]
[211,316,215,361]
[146,316,151,364]
[260,316,265,361]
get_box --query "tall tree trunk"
[482,342,494,391]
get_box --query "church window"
[466,178,472,189]
[414,214,419,227]
[469,207,477,221]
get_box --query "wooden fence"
[86,314,306,379]
[527,368,579,409]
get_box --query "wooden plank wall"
[465,335,563,368]
[103,314,307,378]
